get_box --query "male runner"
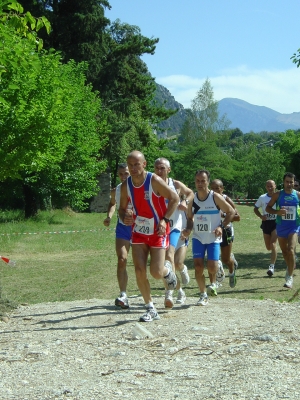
[154,157,194,307]
[103,163,131,309]
[210,179,240,288]
[119,151,179,322]
[254,180,278,277]
[181,170,235,306]
[266,172,300,288]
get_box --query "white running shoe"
[115,294,129,309]
[284,274,293,289]
[209,283,218,296]
[179,265,190,285]
[216,260,225,283]
[164,260,177,290]
[176,290,186,304]
[231,253,238,270]
[139,307,160,322]
[164,290,174,308]
[197,293,208,306]
[267,265,274,277]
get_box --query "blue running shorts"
[115,221,132,241]
[169,229,181,248]
[276,224,300,239]
[192,238,220,261]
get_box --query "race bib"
[134,216,154,235]
[194,215,212,232]
[266,213,276,220]
[282,206,296,221]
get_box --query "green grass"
[0,206,299,316]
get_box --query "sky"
[106,0,300,114]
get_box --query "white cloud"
[157,68,300,114]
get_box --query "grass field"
[0,205,299,315]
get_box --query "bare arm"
[103,188,116,227]
[265,192,283,216]
[118,181,134,226]
[253,205,268,221]
[180,196,194,239]
[152,174,180,234]
[224,195,240,222]
[213,193,236,237]
[174,180,193,212]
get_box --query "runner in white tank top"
[154,158,194,308]
[181,170,236,306]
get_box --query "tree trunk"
[23,184,39,218]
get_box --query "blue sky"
[106,0,300,114]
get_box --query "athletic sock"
[145,302,154,309]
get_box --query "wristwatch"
[181,195,189,204]
[163,216,170,223]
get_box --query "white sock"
[146,302,154,309]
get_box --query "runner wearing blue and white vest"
[181,170,235,306]
[154,158,194,308]
[266,172,300,289]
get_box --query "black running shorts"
[260,220,276,235]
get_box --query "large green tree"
[0,2,107,215]
[19,1,176,178]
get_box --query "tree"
[291,47,300,68]
[0,2,107,215]
[178,79,230,145]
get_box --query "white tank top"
[115,183,126,225]
[192,190,221,244]
[167,178,183,231]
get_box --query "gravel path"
[1,296,300,400]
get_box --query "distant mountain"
[218,98,300,133]
[153,85,300,135]
[154,83,187,137]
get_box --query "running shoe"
[139,307,160,322]
[209,283,218,296]
[216,260,225,283]
[115,294,129,309]
[164,260,177,290]
[179,265,190,285]
[231,253,238,270]
[164,290,174,308]
[284,274,293,289]
[229,271,236,288]
[176,290,186,304]
[267,265,274,277]
[196,293,208,306]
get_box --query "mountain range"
[155,84,300,135]
[218,98,300,133]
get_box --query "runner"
[181,170,235,306]
[294,179,300,263]
[154,157,194,308]
[103,163,131,309]
[266,172,300,288]
[119,151,179,322]
[210,179,240,288]
[253,180,278,277]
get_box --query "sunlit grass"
[0,205,299,316]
